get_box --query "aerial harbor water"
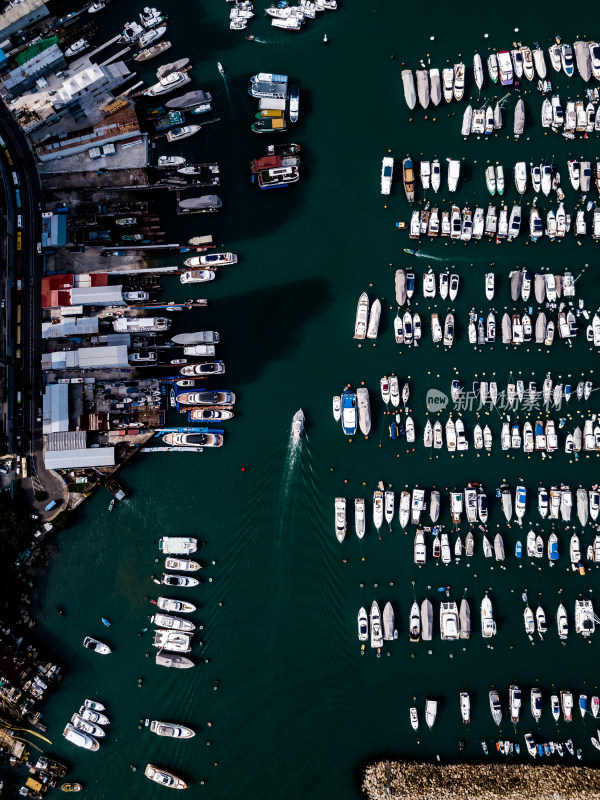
[17,1,600,798]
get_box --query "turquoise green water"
[25,2,600,798]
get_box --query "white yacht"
[144,71,191,96]
[575,599,595,636]
[353,294,369,341]
[355,498,365,539]
[370,601,383,648]
[381,157,394,195]
[358,607,368,640]
[409,601,421,641]
[425,699,437,728]
[460,691,471,723]
[334,497,346,543]
[440,601,459,640]
[481,595,496,637]
[148,720,195,739]
[557,604,569,639]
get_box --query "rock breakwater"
[363,761,600,800]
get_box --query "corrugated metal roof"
[42,317,99,338]
[76,344,129,368]
[44,447,115,469]
[70,286,125,306]
[46,431,86,451]
[42,383,69,434]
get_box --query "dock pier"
[87,34,122,59]
[101,47,131,66]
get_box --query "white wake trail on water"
[414,250,473,264]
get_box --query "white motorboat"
[442,68,453,102]
[460,691,471,723]
[440,601,459,640]
[474,53,484,89]
[531,688,542,721]
[291,409,305,442]
[65,38,90,58]
[557,604,569,639]
[425,698,437,728]
[152,628,192,653]
[514,161,527,194]
[421,599,433,641]
[409,601,421,641]
[536,606,547,636]
[481,594,496,637]
[561,690,573,722]
[357,388,370,436]
[71,714,105,738]
[409,707,418,730]
[416,69,430,109]
[335,497,346,542]
[384,490,394,527]
[156,597,196,614]
[332,396,341,422]
[575,599,595,636]
[366,299,381,339]
[420,160,431,189]
[144,71,191,97]
[373,490,384,530]
[358,607,368,640]
[381,156,394,195]
[79,707,110,726]
[431,159,441,192]
[63,723,99,751]
[402,70,416,109]
[354,498,366,539]
[370,601,383,648]
[510,685,522,723]
[83,637,111,655]
[145,765,188,790]
[524,606,534,634]
[489,690,502,725]
[383,601,398,641]
[148,720,195,739]
[453,62,465,101]
[151,613,195,632]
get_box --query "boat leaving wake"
[411,250,474,264]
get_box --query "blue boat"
[481,741,488,755]
[515,541,522,558]
[549,535,559,561]
[389,422,398,440]
[340,389,357,436]
[579,695,587,715]
[544,744,551,756]
[537,745,544,757]
[515,744,520,755]
[289,84,299,124]
[102,618,110,627]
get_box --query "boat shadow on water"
[205,277,332,387]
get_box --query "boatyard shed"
[42,317,99,339]
[0,0,49,39]
[70,285,125,306]
[42,383,69,434]
[44,447,115,470]
[41,345,129,370]
[2,43,65,95]
[40,211,69,248]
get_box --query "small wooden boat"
[60,784,82,793]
